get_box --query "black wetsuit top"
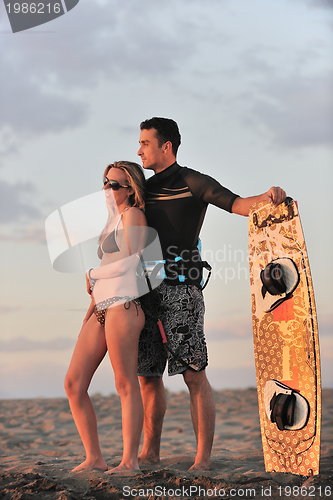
[144,162,239,286]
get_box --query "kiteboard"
[248,197,321,476]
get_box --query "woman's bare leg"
[64,314,108,472]
[104,302,145,473]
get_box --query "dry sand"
[0,389,332,499]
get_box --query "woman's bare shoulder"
[122,207,147,226]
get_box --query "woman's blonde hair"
[98,161,146,244]
[103,161,145,210]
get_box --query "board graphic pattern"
[248,199,321,475]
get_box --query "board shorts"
[137,282,208,377]
[94,296,141,327]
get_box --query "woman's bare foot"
[71,457,108,472]
[105,461,140,474]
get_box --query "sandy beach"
[0,389,332,499]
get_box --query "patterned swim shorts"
[138,283,207,377]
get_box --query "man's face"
[137,128,164,172]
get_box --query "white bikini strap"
[115,206,131,230]
[114,206,132,250]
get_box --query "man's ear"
[163,141,172,153]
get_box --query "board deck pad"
[248,198,321,475]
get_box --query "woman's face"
[104,167,133,209]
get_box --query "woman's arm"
[231,186,286,217]
[82,299,95,324]
[89,253,139,280]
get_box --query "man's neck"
[152,160,176,175]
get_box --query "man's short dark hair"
[140,117,181,157]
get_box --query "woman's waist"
[92,276,138,303]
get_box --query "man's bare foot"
[105,462,140,474]
[138,453,160,466]
[71,457,108,473]
[189,461,211,471]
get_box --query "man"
[136,117,286,470]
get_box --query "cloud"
[0,177,54,244]
[205,312,333,341]
[245,73,333,148]
[295,0,333,10]
[0,63,87,139]
[0,336,74,351]
[1,0,331,155]
[0,212,47,242]
[0,0,197,151]
[206,366,257,391]
[0,350,115,398]
[0,360,66,399]
[17,226,47,243]
[0,179,42,224]
[0,306,22,314]
[0,225,47,244]
[205,316,252,340]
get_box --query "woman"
[64,161,147,473]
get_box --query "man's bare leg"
[138,376,166,465]
[183,369,215,470]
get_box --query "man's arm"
[182,168,239,213]
[231,186,286,217]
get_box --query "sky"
[0,0,332,399]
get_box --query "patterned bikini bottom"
[94,296,141,327]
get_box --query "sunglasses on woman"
[103,177,130,191]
